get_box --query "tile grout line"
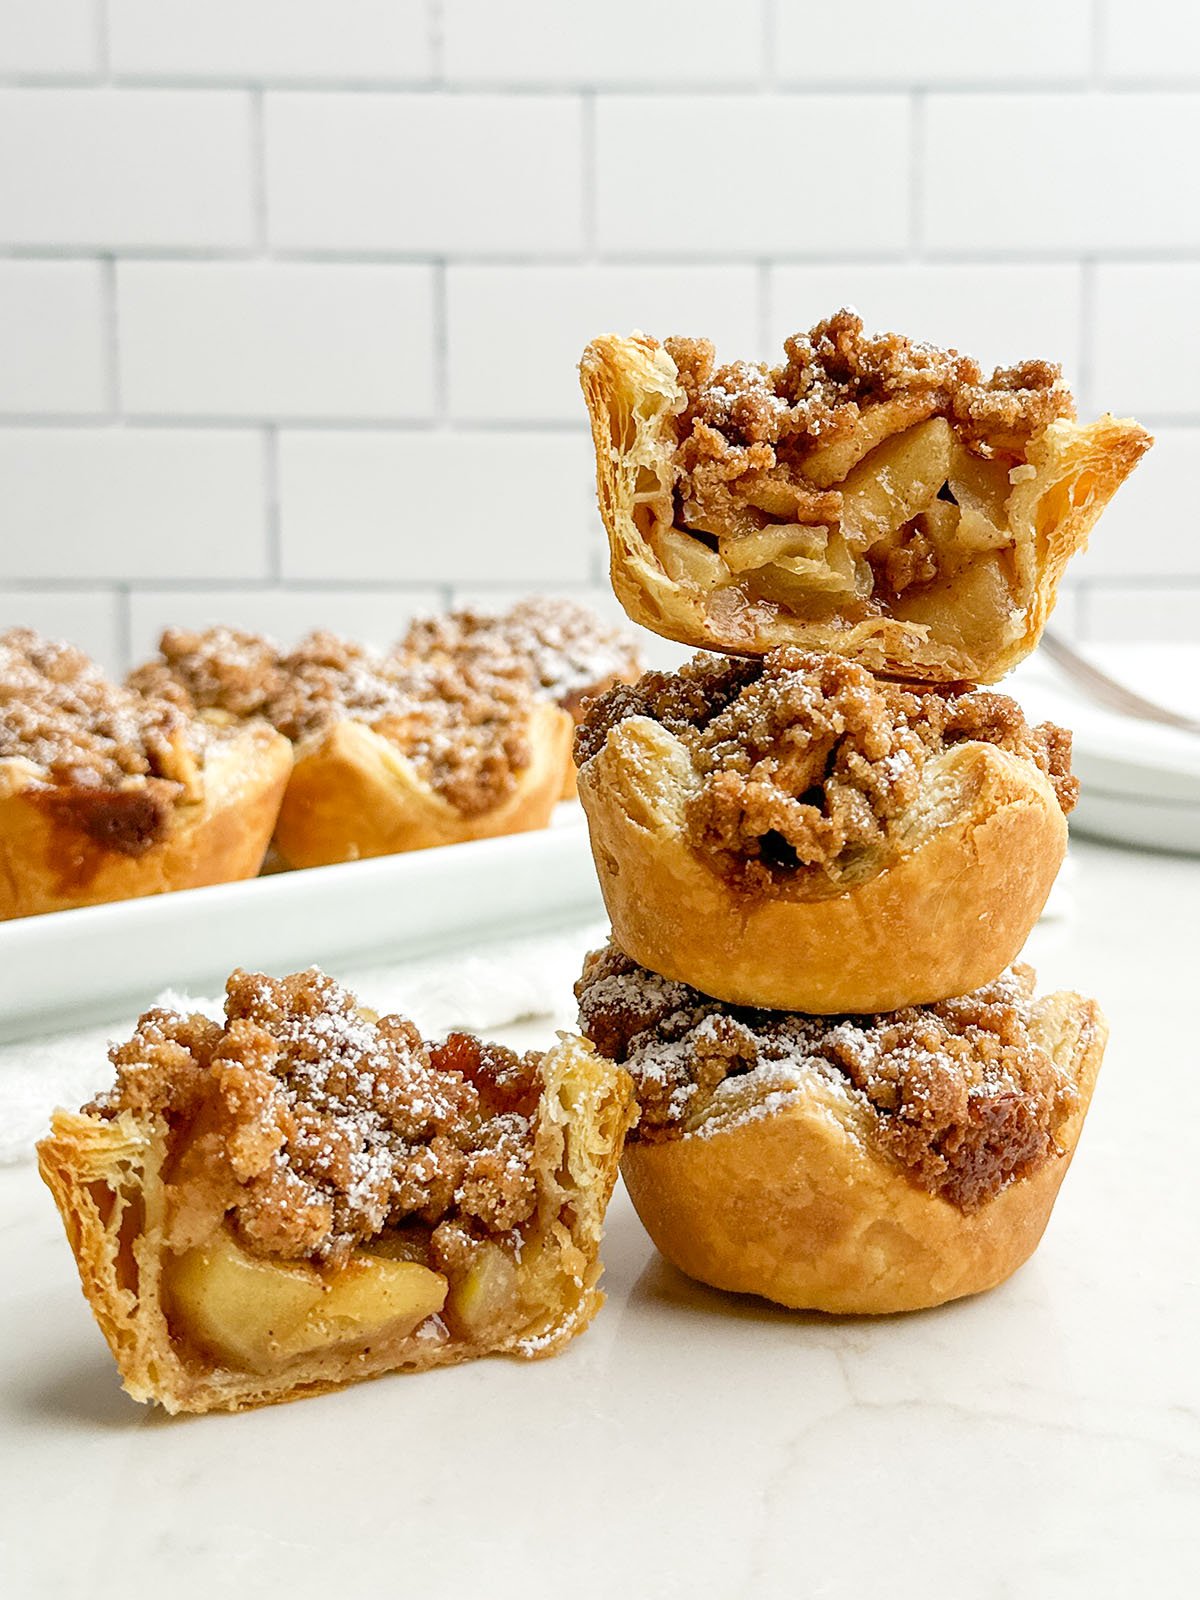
[429,0,446,82]
[5,245,1200,266]
[96,0,111,80]
[115,584,132,670]
[7,75,1200,93]
[1077,257,1096,416]
[263,427,282,579]
[101,254,121,418]
[249,88,269,254]
[761,0,778,89]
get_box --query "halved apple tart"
[38,968,635,1413]
[579,311,1151,682]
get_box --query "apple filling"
[653,313,1078,658]
[87,969,576,1378]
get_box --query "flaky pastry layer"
[579,321,1150,681]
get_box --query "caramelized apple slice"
[801,392,942,488]
[651,525,730,589]
[840,418,954,550]
[168,1234,324,1372]
[721,524,829,574]
[168,1230,448,1374]
[445,1241,526,1344]
[281,1256,447,1355]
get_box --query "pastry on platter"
[39,967,636,1413]
[132,627,573,868]
[574,649,1075,1014]
[0,629,291,920]
[579,311,1151,682]
[577,945,1104,1314]
[401,597,643,798]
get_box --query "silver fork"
[1039,631,1200,735]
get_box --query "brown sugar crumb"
[0,628,206,835]
[128,626,288,722]
[91,968,544,1269]
[132,626,537,817]
[576,649,1076,891]
[401,597,641,717]
[576,944,1077,1211]
[666,309,1073,467]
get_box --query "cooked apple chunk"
[38,969,635,1413]
[580,310,1151,682]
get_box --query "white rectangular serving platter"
[0,806,603,1044]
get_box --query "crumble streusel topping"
[1,627,204,798]
[576,944,1077,1211]
[128,626,287,723]
[132,626,536,817]
[576,649,1076,890]
[667,308,1074,478]
[402,597,641,715]
[92,968,543,1270]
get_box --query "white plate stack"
[1010,643,1200,855]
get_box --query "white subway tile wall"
[0,2,1195,661]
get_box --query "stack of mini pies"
[572,313,1150,1313]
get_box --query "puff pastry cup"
[577,947,1105,1315]
[580,312,1151,682]
[131,626,573,869]
[0,629,290,920]
[39,969,636,1414]
[273,697,572,868]
[575,650,1075,1014]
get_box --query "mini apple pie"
[39,967,636,1413]
[131,627,573,867]
[575,649,1075,1014]
[0,629,291,920]
[580,311,1150,681]
[577,945,1105,1314]
[401,597,643,797]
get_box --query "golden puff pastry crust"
[579,715,1066,1014]
[0,718,291,921]
[579,326,1150,683]
[39,1003,635,1414]
[272,699,573,868]
[575,645,1075,1013]
[582,957,1106,1315]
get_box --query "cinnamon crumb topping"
[402,597,641,716]
[131,626,536,817]
[92,968,543,1270]
[0,627,205,815]
[666,308,1073,470]
[576,944,1077,1211]
[576,649,1076,890]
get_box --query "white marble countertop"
[2,837,1198,1598]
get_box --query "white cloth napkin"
[0,921,607,1167]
